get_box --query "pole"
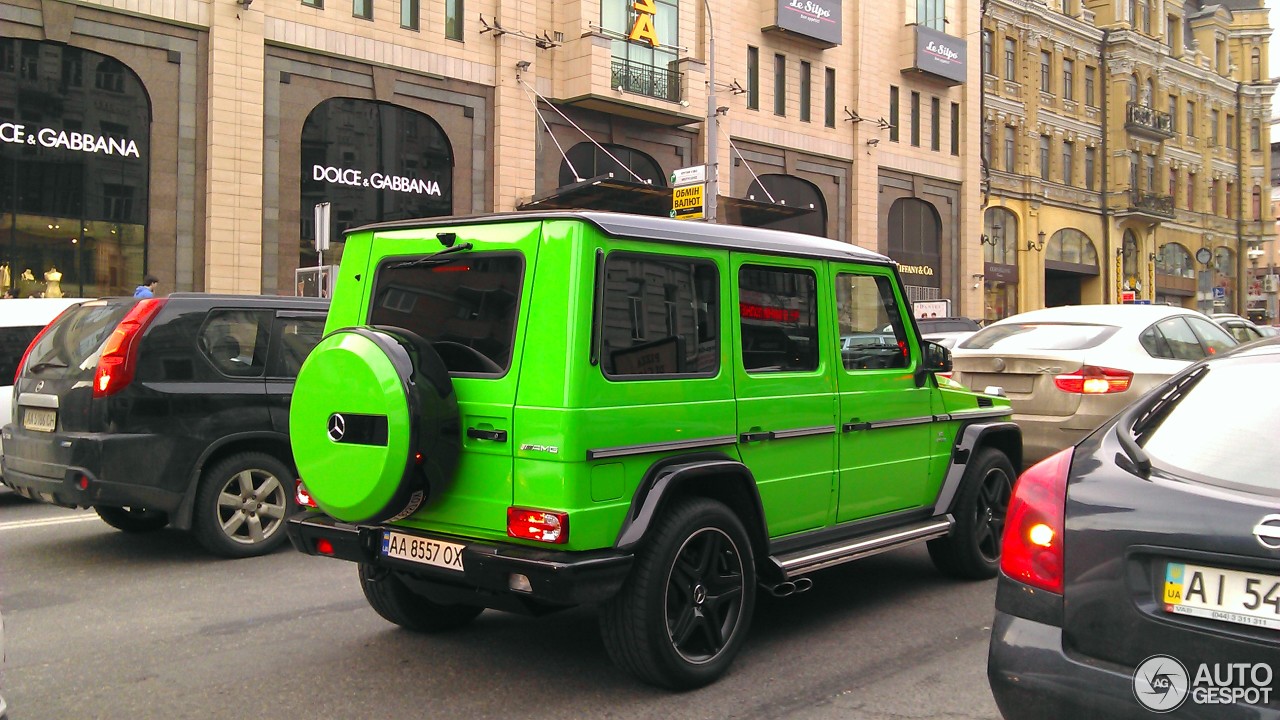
[704,0,718,224]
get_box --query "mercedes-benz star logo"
[1254,514,1280,550]
[327,413,346,443]
[1133,654,1189,713]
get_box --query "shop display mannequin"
[44,267,63,298]
[0,263,9,294]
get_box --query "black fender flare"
[931,421,1022,517]
[614,452,769,557]
[175,430,293,530]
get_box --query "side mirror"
[923,340,952,373]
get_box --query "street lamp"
[704,0,718,223]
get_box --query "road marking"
[0,514,101,531]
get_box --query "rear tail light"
[315,538,335,555]
[1000,447,1073,594]
[1053,365,1133,394]
[13,306,78,384]
[295,480,317,508]
[93,299,165,398]
[507,507,569,544]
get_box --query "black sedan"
[988,337,1280,719]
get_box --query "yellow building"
[981,0,1272,322]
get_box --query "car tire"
[927,447,1016,580]
[599,497,756,690]
[358,564,483,632]
[192,451,295,558]
[94,506,170,533]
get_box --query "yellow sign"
[672,183,704,220]
[629,0,660,47]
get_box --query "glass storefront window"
[983,282,1016,325]
[0,40,149,298]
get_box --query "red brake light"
[1053,365,1133,394]
[315,538,335,555]
[93,299,165,398]
[507,507,569,544]
[14,306,77,384]
[1000,447,1073,594]
[295,480,318,508]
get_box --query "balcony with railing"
[611,59,682,103]
[1125,102,1175,140]
[1126,190,1175,219]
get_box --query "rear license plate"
[1164,562,1280,630]
[22,408,56,432]
[381,531,465,572]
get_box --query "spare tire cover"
[290,326,458,523]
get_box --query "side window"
[1185,316,1236,355]
[199,309,272,377]
[599,253,719,378]
[267,315,326,378]
[834,273,909,370]
[1148,317,1204,361]
[1139,325,1175,359]
[738,264,818,373]
[0,326,42,383]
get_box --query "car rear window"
[959,322,1118,351]
[1141,359,1278,494]
[21,301,132,380]
[369,253,523,376]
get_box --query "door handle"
[740,430,775,443]
[842,419,871,432]
[467,428,508,442]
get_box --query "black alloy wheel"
[927,447,1017,580]
[665,527,747,665]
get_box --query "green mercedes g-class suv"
[286,211,1019,689]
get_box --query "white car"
[1,297,87,486]
[950,304,1237,467]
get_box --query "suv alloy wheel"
[193,451,295,558]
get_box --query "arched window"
[1127,74,1138,103]
[1254,185,1263,221]
[983,208,1018,265]
[746,174,828,237]
[558,143,666,187]
[1156,243,1194,279]
[887,198,941,258]
[1046,228,1098,267]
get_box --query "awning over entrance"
[517,174,816,228]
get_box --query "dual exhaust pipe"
[765,577,813,598]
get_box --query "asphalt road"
[0,495,1002,720]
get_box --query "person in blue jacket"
[134,275,159,298]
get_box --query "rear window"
[959,322,1118,351]
[1141,360,1278,495]
[919,318,979,334]
[21,302,132,380]
[369,253,523,376]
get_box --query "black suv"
[1,294,328,557]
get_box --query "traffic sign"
[672,183,705,220]
[1120,290,1136,303]
[314,202,331,252]
[1212,286,1226,300]
[669,165,707,187]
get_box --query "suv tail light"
[507,507,569,544]
[295,480,318,509]
[1053,365,1132,394]
[1000,447,1072,595]
[14,306,78,384]
[93,299,165,398]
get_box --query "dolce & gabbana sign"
[908,25,967,85]
[767,0,842,47]
[0,122,143,159]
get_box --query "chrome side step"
[770,517,954,580]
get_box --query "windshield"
[1140,358,1279,495]
[369,252,524,376]
[959,322,1118,351]
[22,301,132,380]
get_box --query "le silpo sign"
[908,25,967,85]
[768,0,842,47]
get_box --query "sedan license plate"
[381,531,464,572]
[22,408,56,432]
[1164,562,1280,630]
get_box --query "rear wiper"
[1116,365,1210,478]
[26,361,69,374]
[389,242,474,269]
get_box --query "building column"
[204,4,265,293]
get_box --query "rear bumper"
[0,426,182,512]
[287,512,634,611]
[1012,414,1094,467]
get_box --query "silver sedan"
[950,304,1236,467]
